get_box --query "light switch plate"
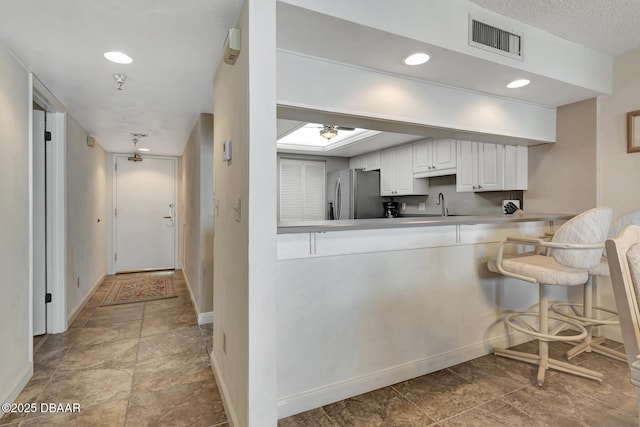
[223,139,232,161]
[418,202,426,211]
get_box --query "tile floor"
[2,270,639,426]
[0,270,225,427]
[279,338,639,426]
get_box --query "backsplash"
[383,175,524,216]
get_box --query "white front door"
[114,155,177,272]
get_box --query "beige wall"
[526,98,598,213]
[212,0,278,425]
[180,113,214,315]
[599,49,640,217]
[181,115,201,306]
[213,4,251,424]
[65,116,107,317]
[596,48,640,324]
[0,40,31,406]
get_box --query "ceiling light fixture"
[129,136,146,161]
[104,51,133,64]
[507,79,530,89]
[403,52,430,66]
[138,148,150,152]
[319,126,338,140]
[113,73,127,90]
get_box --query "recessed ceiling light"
[403,52,430,66]
[507,79,530,89]
[104,51,133,64]
[138,148,150,152]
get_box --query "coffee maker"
[383,201,399,218]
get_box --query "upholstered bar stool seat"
[550,209,640,362]
[488,206,612,386]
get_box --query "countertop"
[277,213,575,234]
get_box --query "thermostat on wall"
[223,139,232,161]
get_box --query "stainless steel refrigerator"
[326,169,383,219]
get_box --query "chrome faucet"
[436,192,447,217]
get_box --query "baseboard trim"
[0,363,33,420]
[210,352,240,427]
[198,311,213,325]
[66,272,106,327]
[182,272,199,317]
[599,324,624,345]
[182,272,213,325]
[277,330,532,419]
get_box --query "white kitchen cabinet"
[380,145,429,196]
[504,145,528,190]
[456,141,528,192]
[350,155,366,170]
[349,151,380,171]
[456,141,503,192]
[413,138,456,177]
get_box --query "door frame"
[30,74,67,338]
[111,154,179,273]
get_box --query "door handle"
[163,216,172,219]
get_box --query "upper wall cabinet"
[380,145,429,196]
[413,138,457,178]
[504,145,528,190]
[349,151,381,171]
[456,141,527,192]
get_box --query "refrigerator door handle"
[352,173,358,219]
[335,178,341,219]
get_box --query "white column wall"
[0,39,32,407]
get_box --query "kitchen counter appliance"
[327,169,383,220]
[383,201,399,218]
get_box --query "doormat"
[100,276,177,306]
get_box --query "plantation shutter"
[279,159,326,221]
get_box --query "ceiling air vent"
[469,16,523,61]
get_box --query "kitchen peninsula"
[276,211,574,418]
[278,212,573,233]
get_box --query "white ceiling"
[1,1,639,156]
[469,0,640,56]
[0,0,242,156]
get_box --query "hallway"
[1,271,226,427]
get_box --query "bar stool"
[551,209,640,362]
[605,224,640,420]
[488,206,612,386]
